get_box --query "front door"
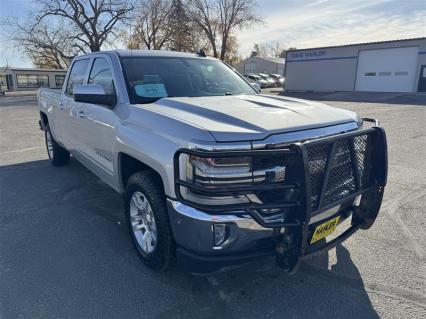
[418,65,426,92]
[72,56,117,187]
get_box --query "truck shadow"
[0,159,378,319]
[163,244,379,319]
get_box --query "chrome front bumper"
[167,199,275,255]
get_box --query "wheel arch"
[39,111,49,130]
[117,152,166,195]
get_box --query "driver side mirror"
[74,84,117,108]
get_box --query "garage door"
[355,47,418,92]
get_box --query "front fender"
[112,103,215,196]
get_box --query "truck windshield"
[120,57,257,104]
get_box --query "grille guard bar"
[174,118,387,272]
[174,118,387,227]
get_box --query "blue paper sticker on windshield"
[135,84,168,98]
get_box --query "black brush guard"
[173,119,387,272]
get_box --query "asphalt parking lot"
[1,92,425,318]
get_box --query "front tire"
[45,125,70,166]
[125,171,174,271]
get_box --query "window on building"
[66,59,90,96]
[364,72,376,76]
[395,71,408,76]
[88,57,115,95]
[55,75,66,88]
[16,74,49,88]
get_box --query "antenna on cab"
[196,49,207,57]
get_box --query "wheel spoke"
[151,229,157,242]
[132,194,144,210]
[142,231,155,251]
[142,231,151,243]
[142,231,155,252]
[130,215,143,223]
[132,223,145,232]
[141,196,149,211]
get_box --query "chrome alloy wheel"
[46,130,54,159]
[130,191,158,254]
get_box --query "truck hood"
[146,94,359,142]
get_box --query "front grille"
[307,134,370,212]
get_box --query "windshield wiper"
[224,92,233,95]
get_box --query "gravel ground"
[0,92,425,318]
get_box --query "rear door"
[59,58,90,150]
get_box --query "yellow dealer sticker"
[311,216,340,244]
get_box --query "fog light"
[213,223,228,247]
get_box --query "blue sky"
[237,0,426,55]
[0,0,425,67]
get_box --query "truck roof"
[78,49,216,60]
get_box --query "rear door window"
[65,59,90,96]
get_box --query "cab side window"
[65,59,90,96]
[88,58,115,95]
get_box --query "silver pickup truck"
[38,50,387,274]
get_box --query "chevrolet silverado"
[38,50,387,274]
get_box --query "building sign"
[288,50,326,60]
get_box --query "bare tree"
[168,0,190,51]
[187,0,219,57]
[2,17,79,69]
[222,34,241,65]
[168,0,207,52]
[35,0,132,52]
[4,0,132,68]
[251,42,285,58]
[128,0,172,50]
[188,0,260,60]
[269,42,285,58]
[250,42,296,59]
[251,43,266,57]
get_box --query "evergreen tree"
[168,0,192,52]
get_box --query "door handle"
[58,103,65,110]
[77,110,87,119]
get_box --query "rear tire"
[125,171,174,271]
[45,125,70,166]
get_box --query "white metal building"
[2,67,67,91]
[285,38,426,93]
[236,56,285,75]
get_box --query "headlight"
[187,155,252,185]
[178,152,287,206]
